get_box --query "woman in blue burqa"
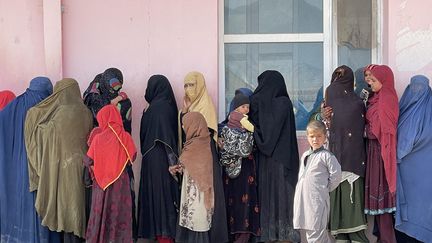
[0,77,60,243]
[395,75,432,243]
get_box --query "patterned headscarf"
[100,68,124,100]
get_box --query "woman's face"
[184,80,197,101]
[365,70,383,92]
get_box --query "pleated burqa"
[0,77,60,243]
[25,78,93,238]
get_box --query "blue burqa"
[396,75,432,242]
[0,77,60,243]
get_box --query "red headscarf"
[87,104,136,190]
[364,64,399,194]
[0,90,16,110]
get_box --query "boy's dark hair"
[306,120,326,135]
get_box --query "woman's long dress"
[176,129,228,243]
[223,154,260,240]
[138,142,178,239]
[85,156,133,243]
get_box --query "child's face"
[307,129,326,150]
[235,104,250,115]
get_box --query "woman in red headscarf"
[364,64,399,243]
[0,90,16,110]
[85,104,137,243]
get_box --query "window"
[219,0,380,130]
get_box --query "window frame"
[218,0,382,133]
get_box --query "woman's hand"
[168,165,178,175]
[217,138,224,149]
[181,96,191,113]
[110,95,123,105]
[321,104,333,121]
[168,164,183,175]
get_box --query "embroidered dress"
[324,65,369,242]
[223,154,260,239]
[179,170,212,232]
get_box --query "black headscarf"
[100,67,124,101]
[83,74,105,127]
[83,73,102,100]
[326,65,366,176]
[249,70,299,178]
[99,67,132,133]
[140,75,179,156]
[103,67,124,83]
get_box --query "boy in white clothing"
[293,120,342,243]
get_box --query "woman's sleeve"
[83,155,94,187]
[164,145,178,166]
[327,155,342,192]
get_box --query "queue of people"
[0,65,431,243]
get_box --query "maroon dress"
[365,125,397,243]
[364,125,396,214]
[85,156,133,243]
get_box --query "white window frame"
[218,0,382,132]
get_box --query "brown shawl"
[179,112,214,209]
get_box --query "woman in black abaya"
[249,70,300,243]
[137,75,179,243]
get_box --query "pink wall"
[1,0,218,201]
[4,1,432,120]
[385,0,432,95]
[0,0,46,91]
[61,0,218,142]
[60,0,218,195]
